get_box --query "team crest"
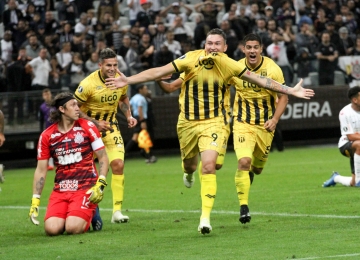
[74,132,84,144]
[261,70,267,77]
[351,60,360,79]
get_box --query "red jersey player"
[28,92,109,236]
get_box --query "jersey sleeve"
[206,52,247,80]
[339,109,355,136]
[74,78,93,104]
[37,132,51,160]
[172,51,199,73]
[80,119,105,151]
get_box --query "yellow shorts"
[101,122,125,163]
[177,114,229,160]
[217,123,230,165]
[233,121,274,169]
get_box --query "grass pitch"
[1,145,360,260]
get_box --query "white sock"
[48,157,54,167]
[355,153,360,184]
[334,175,351,186]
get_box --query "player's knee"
[202,161,216,174]
[251,167,263,175]
[238,157,251,170]
[184,163,197,173]
[110,159,124,174]
[65,224,86,235]
[45,225,64,236]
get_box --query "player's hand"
[0,133,5,147]
[86,176,107,204]
[127,116,137,128]
[97,120,113,132]
[290,79,315,99]
[29,197,40,225]
[264,119,277,132]
[105,68,128,90]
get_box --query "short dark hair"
[243,33,262,46]
[207,28,227,44]
[99,48,117,62]
[348,86,360,99]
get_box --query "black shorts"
[339,141,354,173]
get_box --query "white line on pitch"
[1,206,359,219]
[295,253,360,259]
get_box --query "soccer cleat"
[0,164,4,183]
[239,205,251,224]
[198,218,212,235]
[183,173,195,188]
[322,171,339,188]
[47,165,54,171]
[111,211,129,223]
[91,206,103,231]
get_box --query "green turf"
[1,146,359,260]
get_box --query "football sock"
[200,173,216,219]
[334,175,351,186]
[355,153,360,184]
[249,171,255,184]
[235,170,250,206]
[112,174,124,213]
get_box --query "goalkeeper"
[28,92,109,236]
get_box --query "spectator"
[303,0,317,22]
[125,38,142,94]
[3,0,24,31]
[149,22,167,52]
[25,47,52,90]
[75,0,94,15]
[194,0,224,30]
[159,2,193,24]
[127,0,142,27]
[0,31,17,65]
[138,33,154,71]
[163,31,182,58]
[333,13,345,32]
[81,35,95,63]
[315,31,339,86]
[127,23,143,42]
[248,2,265,25]
[57,0,78,26]
[39,88,54,132]
[322,0,337,22]
[136,0,156,29]
[32,0,48,23]
[85,51,99,75]
[70,33,84,54]
[275,0,296,27]
[350,35,360,55]
[74,12,91,37]
[313,8,328,39]
[105,22,123,54]
[264,5,275,21]
[294,47,317,86]
[222,3,239,22]
[116,51,128,74]
[253,18,272,51]
[24,3,37,23]
[86,9,97,36]
[67,52,85,91]
[238,6,252,35]
[97,0,119,22]
[58,22,74,45]
[98,12,114,33]
[344,11,358,40]
[118,34,131,58]
[193,13,209,49]
[168,16,193,44]
[325,21,341,48]
[43,34,58,57]
[153,44,174,67]
[295,20,319,57]
[56,41,72,87]
[337,26,355,56]
[266,31,293,86]
[24,34,44,60]
[220,20,238,59]
[49,56,61,89]
[44,11,60,36]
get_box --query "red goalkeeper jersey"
[37,118,105,192]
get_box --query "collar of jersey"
[245,56,264,72]
[98,70,105,84]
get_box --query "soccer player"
[74,48,137,224]
[28,92,109,236]
[105,28,314,234]
[228,33,288,224]
[323,86,360,188]
[0,109,5,183]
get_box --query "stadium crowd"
[0,0,359,106]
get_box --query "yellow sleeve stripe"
[172,61,179,72]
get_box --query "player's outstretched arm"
[106,64,176,90]
[156,77,183,93]
[241,71,315,99]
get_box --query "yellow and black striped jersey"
[74,70,128,123]
[172,50,246,120]
[229,56,285,126]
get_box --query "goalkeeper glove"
[86,176,107,204]
[29,196,40,225]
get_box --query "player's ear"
[224,44,228,53]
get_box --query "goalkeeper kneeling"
[28,92,109,236]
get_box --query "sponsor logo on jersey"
[57,151,83,165]
[62,137,71,142]
[73,127,83,131]
[89,128,98,140]
[50,142,59,146]
[88,121,95,127]
[74,132,84,144]
[59,179,79,191]
[101,93,118,105]
[50,133,61,139]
